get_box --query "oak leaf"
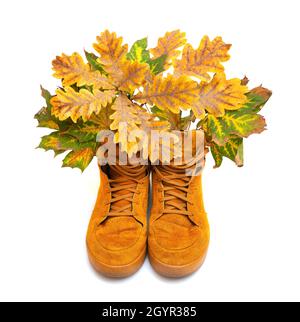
[52,53,113,89]
[151,106,183,130]
[137,107,170,159]
[135,106,181,162]
[136,107,170,133]
[196,73,248,117]
[93,30,128,74]
[110,94,141,131]
[191,100,206,120]
[89,105,114,130]
[110,94,142,154]
[113,61,151,92]
[150,30,186,67]
[138,109,179,163]
[134,75,199,114]
[174,36,231,81]
[51,87,116,122]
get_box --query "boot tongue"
[109,164,147,210]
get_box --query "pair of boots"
[86,159,210,278]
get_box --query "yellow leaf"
[90,104,114,130]
[110,94,141,131]
[191,100,206,120]
[113,61,151,92]
[51,87,116,122]
[136,107,170,133]
[150,30,186,67]
[110,94,142,155]
[174,36,231,81]
[93,30,128,73]
[197,73,248,117]
[135,107,176,161]
[134,75,199,114]
[52,53,113,89]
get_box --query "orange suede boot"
[149,158,210,278]
[86,163,149,278]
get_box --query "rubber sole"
[149,251,207,278]
[87,246,147,278]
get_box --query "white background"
[0,0,299,302]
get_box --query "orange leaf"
[174,36,231,81]
[51,87,116,122]
[52,53,113,89]
[93,30,128,73]
[150,30,186,67]
[196,73,248,117]
[109,94,144,156]
[110,94,141,131]
[134,75,199,114]
[113,61,151,92]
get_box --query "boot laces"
[154,155,204,217]
[154,166,193,216]
[105,165,147,218]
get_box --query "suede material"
[149,170,210,267]
[86,166,149,267]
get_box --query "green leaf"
[127,38,150,63]
[246,86,272,110]
[66,122,100,143]
[62,144,96,172]
[38,130,97,171]
[148,55,167,75]
[35,106,59,130]
[211,144,223,168]
[84,50,106,74]
[89,105,114,130]
[151,106,167,120]
[151,106,181,130]
[207,87,271,146]
[180,115,192,131]
[40,86,52,108]
[35,86,60,130]
[38,132,79,154]
[206,108,266,145]
[211,137,244,168]
[36,88,109,171]
[235,140,244,167]
[126,38,166,75]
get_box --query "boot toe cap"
[87,217,146,277]
[149,216,210,277]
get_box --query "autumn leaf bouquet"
[35,29,272,278]
[35,30,272,171]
